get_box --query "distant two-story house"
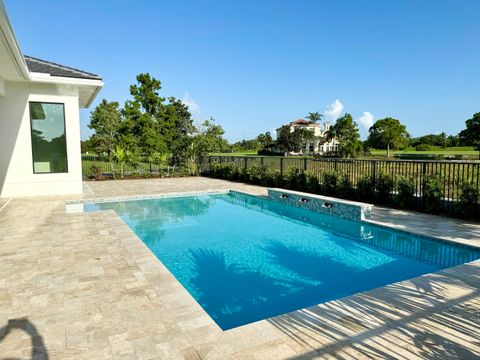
[275,119,340,155]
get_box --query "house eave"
[30,72,104,87]
[30,73,104,108]
[83,84,102,108]
[0,0,30,81]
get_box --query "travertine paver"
[366,207,480,249]
[0,177,479,359]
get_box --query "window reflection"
[29,102,68,173]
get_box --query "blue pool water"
[85,192,480,330]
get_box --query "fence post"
[261,157,264,166]
[244,156,248,171]
[209,156,212,173]
[304,158,308,171]
[372,160,377,202]
[334,159,338,172]
[422,162,427,210]
[280,157,284,175]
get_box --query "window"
[29,102,68,173]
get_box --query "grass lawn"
[370,146,478,156]
[212,147,479,158]
[210,150,260,156]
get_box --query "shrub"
[245,165,269,185]
[337,175,354,199]
[210,163,236,179]
[320,171,342,196]
[305,171,321,194]
[259,169,275,187]
[375,173,395,203]
[209,163,220,177]
[284,168,307,190]
[89,165,103,180]
[257,149,283,156]
[356,175,375,202]
[457,181,480,220]
[422,175,444,213]
[272,170,285,188]
[415,144,431,151]
[396,176,416,208]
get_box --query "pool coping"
[69,188,480,252]
[65,189,230,213]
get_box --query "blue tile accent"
[268,188,373,221]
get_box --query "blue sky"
[5,0,480,141]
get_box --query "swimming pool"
[84,191,480,330]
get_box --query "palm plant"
[325,126,337,141]
[306,112,323,123]
[112,145,133,178]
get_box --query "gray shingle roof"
[24,55,102,81]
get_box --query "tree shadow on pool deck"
[268,263,480,359]
[0,318,48,359]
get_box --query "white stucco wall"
[0,81,83,197]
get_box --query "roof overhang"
[0,1,30,81]
[0,0,103,107]
[30,72,104,107]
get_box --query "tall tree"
[447,134,460,147]
[119,73,194,162]
[410,133,447,147]
[367,118,409,157]
[80,138,95,154]
[185,118,228,174]
[276,126,313,152]
[257,131,273,148]
[120,74,167,157]
[129,73,164,117]
[88,99,122,156]
[459,112,480,158]
[330,113,362,158]
[306,112,323,123]
[165,97,195,165]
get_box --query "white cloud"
[357,111,374,139]
[181,92,200,115]
[357,111,374,130]
[323,99,344,123]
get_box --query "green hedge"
[208,163,479,221]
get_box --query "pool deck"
[0,177,479,359]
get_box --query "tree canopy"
[257,132,273,148]
[306,112,323,123]
[184,118,228,173]
[330,113,362,158]
[88,99,122,156]
[117,73,193,159]
[410,133,447,148]
[367,118,409,157]
[88,73,228,173]
[276,126,313,152]
[459,113,480,148]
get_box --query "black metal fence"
[200,156,480,216]
[82,155,183,178]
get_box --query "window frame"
[29,101,69,174]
